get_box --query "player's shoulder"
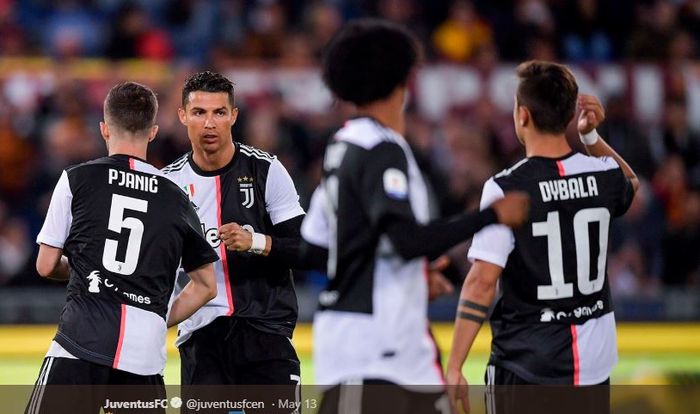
[558,152,620,176]
[63,156,127,183]
[122,157,188,200]
[162,153,190,175]
[162,181,191,209]
[67,155,117,171]
[161,153,200,188]
[150,172,190,210]
[493,158,532,182]
[334,117,403,151]
[238,143,276,164]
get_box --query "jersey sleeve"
[361,141,415,227]
[265,158,305,225]
[36,170,73,249]
[467,177,515,267]
[180,197,219,273]
[301,186,330,249]
[611,166,635,217]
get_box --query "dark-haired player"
[27,82,218,414]
[300,19,530,414]
[447,61,639,413]
[163,71,305,388]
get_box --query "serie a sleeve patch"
[383,168,408,200]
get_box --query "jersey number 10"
[102,194,148,276]
[533,207,610,300]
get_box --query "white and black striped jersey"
[36,154,218,375]
[162,143,305,346]
[302,117,444,386]
[469,152,635,385]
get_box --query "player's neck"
[356,90,406,136]
[192,141,235,171]
[356,107,405,136]
[525,133,573,158]
[108,141,148,161]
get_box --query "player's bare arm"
[577,94,640,193]
[167,262,217,327]
[490,191,530,228]
[36,244,70,281]
[446,260,503,413]
[427,255,454,301]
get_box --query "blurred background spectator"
[0,0,699,320]
[432,0,493,63]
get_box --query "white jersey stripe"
[559,153,620,177]
[574,312,617,385]
[495,158,529,178]
[164,154,188,169]
[240,151,273,163]
[113,304,168,375]
[28,358,50,414]
[240,147,274,163]
[132,158,165,177]
[251,148,274,161]
[216,175,235,316]
[241,143,274,158]
[486,365,496,414]
[240,143,274,158]
[29,357,54,414]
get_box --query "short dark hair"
[182,71,235,107]
[516,61,579,134]
[104,82,158,133]
[322,19,420,106]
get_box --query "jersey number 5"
[532,207,610,300]
[102,194,148,275]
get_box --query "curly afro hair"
[322,19,420,106]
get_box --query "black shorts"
[318,380,448,414]
[179,316,301,385]
[484,365,610,414]
[179,317,301,413]
[25,356,165,414]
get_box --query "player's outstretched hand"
[218,222,253,252]
[428,255,454,301]
[446,368,470,413]
[577,94,605,134]
[491,192,530,228]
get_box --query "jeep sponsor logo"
[201,223,221,248]
[540,300,605,322]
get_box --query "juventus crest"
[238,176,255,208]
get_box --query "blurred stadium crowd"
[0,0,699,305]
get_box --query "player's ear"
[99,121,110,140]
[148,125,159,143]
[231,107,239,125]
[177,107,187,125]
[517,106,529,128]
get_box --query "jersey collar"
[527,151,577,161]
[187,142,240,177]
